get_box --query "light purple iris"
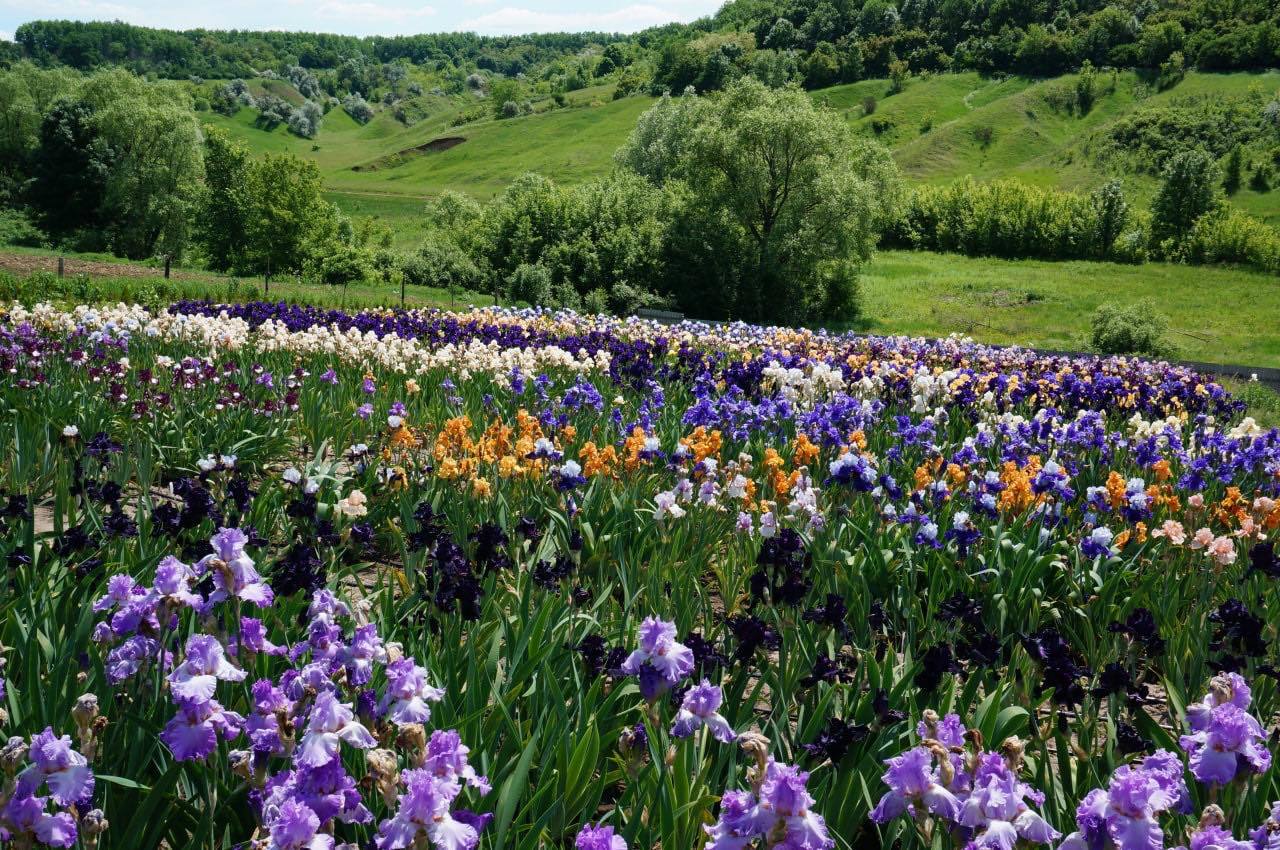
[704,789,762,850]
[239,617,286,656]
[2,791,78,848]
[151,556,201,611]
[671,680,737,743]
[575,822,627,850]
[342,624,387,687]
[266,798,333,850]
[1181,823,1254,850]
[958,753,1059,849]
[196,527,273,608]
[375,770,478,850]
[423,730,490,793]
[1058,756,1187,850]
[703,759,833,850]
[276,760,372,826]
[161,698,244,761]
[168,634,247,703]
[621,617,694,701]
[104,634,165,684]
[757,759,835,849]
[295,692,377,769]
[1251,801,1280,850]
[17,728,95,807]
[870,747,962,824]
[379,657,444,726]
[246,679,295,755]
[1180,674,1271,786]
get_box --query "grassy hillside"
[858,250,1280,366]
[204,69,1280,242]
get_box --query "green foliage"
[195,126,250,272]
[250,154,340,277]
[1075,60,1098,114]
[623,79,900,324]
[1100,93,1270,174]
[1224,145,1244,194]
[1150,148,1222,248]
[0,208,46,247]
[886,177,1138,261]
[1090,300,1175,358]
[1178,207,1280,273]
[318,243,373,285]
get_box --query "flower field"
[1,300,1279,850]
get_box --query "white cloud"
[312,1,436,23]
[457,2,718,34]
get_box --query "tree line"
[5,0,1279,102]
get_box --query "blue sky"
[0,0,723,42]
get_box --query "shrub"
[1075,60,1098,113]
[973,125,994,148]
[318,245,372,286]
[342,93,374,124]
[1179,208,1280,273]
[886,178,1121,261]
[861,95,877,115]
[0,209,46,247]
[1090,300,1175,358]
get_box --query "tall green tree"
[620,78,900,324]
[195,125,251,271]
[1150,149,1221,248]
[242,153,339,278]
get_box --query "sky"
[0,0,723,41]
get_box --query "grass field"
[857,250,1280,367]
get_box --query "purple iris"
[423,730,490,793]
[195,527,273,608]
[17,728,94,807]
[621,617,694,701]
[671,680,737,743]
[295,692,377,769]
[870,747,963,824]
[1058,753,1189,850]
[2,791,78,848]
[575,822,627,850]
[375,769,479,850]
[168,634,247,703]
[958,753,1059,849]
[161,697,244,761]
[379,657,445,727]
[265,798,333,850]
[1180,673,1271,786]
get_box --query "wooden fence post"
[57,257,64,278]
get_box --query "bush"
[1179,207,1280,273]
[0,209,47,247]
[342,93,374,124]
[318,245,372,286]
[1090,300,1175,358]
[885,178,1129,261]
[861,95,877,115]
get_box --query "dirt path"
[0,252,209,281]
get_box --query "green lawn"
[859,250,1280,367]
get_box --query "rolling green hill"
[203,68,1280,246]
